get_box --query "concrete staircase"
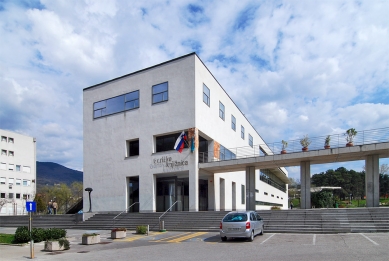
[0,208,388,233]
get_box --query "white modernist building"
[0,129,36,215]
[83,53,288,213]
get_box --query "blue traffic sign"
[26,201,36,212]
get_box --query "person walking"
[47,201,53,214]
[52,201,58,215]
[290,202,294,209]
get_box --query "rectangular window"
[220,145,236,161]
[8,151,14,156]
[16,193,21,199]
[249,134,253,147]
[16,165,21,171]
[23,180,27,186]
[156,132,187,153]
[23,194,27,199]
[127,139,139,157]
[23,166,31,173]
[8,178,14,185]
[1,150,6,156]
[241,126,245,140]
[1,136,6,142]
[16,179,21,186]
[8,137,14,143]
[9,193,13,199]
[203,84,210,106]
[93,90,140,119]
[241,185,245,204]
[0,177,5,184]
[152,82,168,104]
[0,193,5,198]
[0,163,6,170]
[264,192,268,195]
[231,115,236,131]
[8,164,14,171]
[219,101,225,120]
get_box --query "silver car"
[220,211,264,242]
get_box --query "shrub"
[271,206,281,210]
[111,227,127,232]
[31,228,46,242]
[136,225,147,234]
[45,228,67,240]
[58,237,70,250]
[82,233,99,237]
[14,226,30,243]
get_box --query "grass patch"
[0,233,15,244]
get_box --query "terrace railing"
[199,127,389,163]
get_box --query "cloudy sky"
[1,0,388,180]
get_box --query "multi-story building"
[0,129,36,215]
[83,53,288,213]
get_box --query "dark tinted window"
[129,140,139,156]
[156,132,188,152]
[93,90,139,119]
[223,213,248,222]
[152,82,168,104]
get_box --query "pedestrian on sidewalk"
[290,202,293,209]
[52,201,58,214]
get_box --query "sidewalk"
[0,227,154,260]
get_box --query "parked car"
[220,211,264,242]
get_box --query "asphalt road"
[0,227,388,261]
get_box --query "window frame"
[127,139,140,157]
[93,90,140,119]
[249,134,253,147]
[152,82,168,104]
[231,115,236,131]
[241,126,245,140]
[203,84,210,106]
[219,101,225,121]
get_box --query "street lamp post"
[85,187,93,213]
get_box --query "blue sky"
[1,0,388,180]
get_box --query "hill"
[36,161,83,189]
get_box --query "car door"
[250,212,258,234]
[256,213,263,232]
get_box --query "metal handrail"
[199,127,389,163]
[159,201,180,222]
[112,202,139,227]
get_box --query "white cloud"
[0,0,388,176]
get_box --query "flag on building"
[174,131,187,153]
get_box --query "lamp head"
[85,187,93,192]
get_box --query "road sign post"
[26,201,36,259]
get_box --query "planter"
[281,150,287,154]
[111,230,126,239]
[346,142,353,147]
[324,145,330,149]
[44,241,64,252]
[82,234,100,245]
[302,147,308,152]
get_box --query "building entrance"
[128,176,139,212]
[156,177,208,212]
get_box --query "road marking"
[359,233,379,245]
[260,233,276,244]
[167,232,208,243]
[152,232,192,242]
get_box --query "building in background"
[0,129,36,215]
[83,53,288,213]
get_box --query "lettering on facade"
[150,156,188,172]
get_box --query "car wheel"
[221,237,227,242]
[248,231,254,242]
[259,225,264,235]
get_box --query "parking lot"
[1,227,388,261]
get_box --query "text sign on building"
[26,201,36,212]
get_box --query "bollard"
[159,220,166,232]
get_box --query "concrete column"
[246,166,256,210]
[208,176,215,211]
[189,168,199,212]
[300,161,311,209]
[220,178,225,211]
[365,155,379,207]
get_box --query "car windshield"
[223,213,248,222]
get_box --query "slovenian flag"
[174,131,187,153]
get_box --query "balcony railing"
[199,127,389,163]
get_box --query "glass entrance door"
[128,176,139,212]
